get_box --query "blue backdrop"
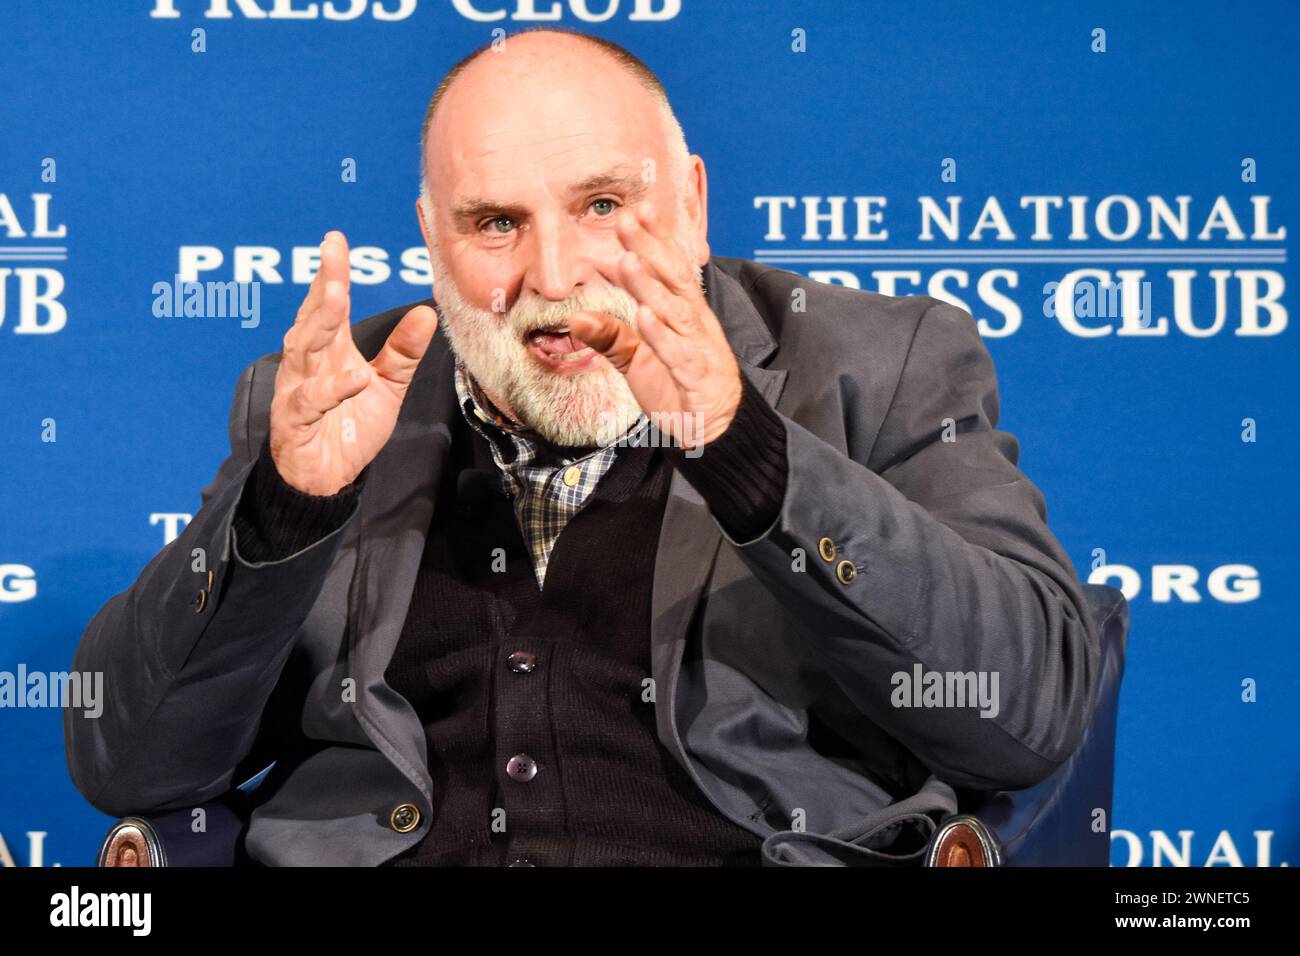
[1,0,1296,867]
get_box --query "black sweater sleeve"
[664,372,788,544]
[231,437,366,563]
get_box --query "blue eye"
[591,199,616,216]
[485,216,515,234]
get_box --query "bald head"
[419,28,690,207]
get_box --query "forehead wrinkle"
[467,97,647,145]
[430,84,661,173]
[475,123,633,158]
[477,138,608,172]
[432,97,667,223]
[454,131,648,199]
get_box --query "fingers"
[303,279,349,350]
[614,205,702,299]
[569,308,681,413]
[282,278,351,382]
[321,230,351,295]
[283,232,354,383]
[588,246,710,385]
[613,250,701,339]
[567,309,642,373]
[594,204,709,343]
[625,304,700,384]
[370,305,439,391]
[295,245,327,323]
[295,231,351,325]
[569,305,698,390]
[573,295,703,393]
[281,366,371,430]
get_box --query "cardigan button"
[506,754,538,782]
[507,651,537,674]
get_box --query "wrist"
[685,374,745,449]
[268,444,353,497]
[664,372,788,543]
[233,438,365,563]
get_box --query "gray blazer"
[65,256,1100,866]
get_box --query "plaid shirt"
[453,361,649,589]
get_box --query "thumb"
[569,310,640,374]
[371,305,439,391]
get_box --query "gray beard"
[432,274,647,448]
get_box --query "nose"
[523,211,597,302]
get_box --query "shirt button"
[562,465,581,487]
[506,754,538,782]
[390,803,421,833]
[507,651,537,674]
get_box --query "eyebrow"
[449,167,651,228]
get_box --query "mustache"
[507,286,639,338]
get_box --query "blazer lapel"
[650,259,788,771]
[347,329,457,804]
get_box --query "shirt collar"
[453,359,524,434]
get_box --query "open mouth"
[525,325,597,368]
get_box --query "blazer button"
[390,803,421,833]
[507,651,537,674]
[818,537,836,562]
[835,559,857,585]
[506,754,538,782]
[192,589,208,614]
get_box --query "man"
[65,28,1100,867]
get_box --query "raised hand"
[268,231,439,496]
[566,206,741,451]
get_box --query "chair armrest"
[98,791,256,867]
[927,584,1129,866]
